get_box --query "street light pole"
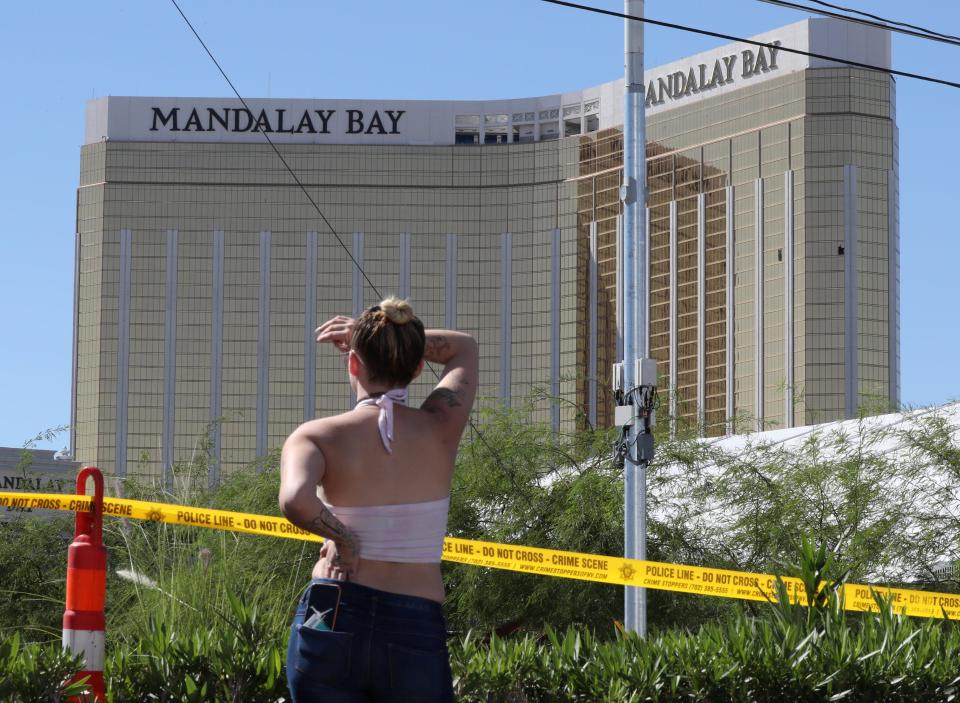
[621,0,650,636]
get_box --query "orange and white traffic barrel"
[63,466,107,702]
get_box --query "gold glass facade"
[76,141,584,479]
[641,66,898,430]
[74,64,898,479]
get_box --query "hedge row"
[6,592,959,703]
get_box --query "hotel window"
[455,115,480,145]
[484,128,508,144]
[513,124,535,143]
[563,117,581,137]
[539,121,559,141]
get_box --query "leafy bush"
[0,430,74,640]
[446,401,960,635]
[444,402,628,635]
[105,591,287,703]
[0,632,90,702]
[450,539,960,702]
[0,515,72,640]
[7,575,960,702]
[651,408,960,590]
[6,406,960,700]
[451,608,960,703]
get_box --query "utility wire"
[805,0,960,43]
[168,0,378,296]
[541,0,960,90]
[758,0,960,48]
[167,0,546,509]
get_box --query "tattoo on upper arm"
[424,387,462,410]
[425,335,451,361]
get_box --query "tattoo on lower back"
[425,387,462,409]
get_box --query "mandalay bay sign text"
[645,41,782,108]
[149,106,406,136]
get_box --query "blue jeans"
[287,579,454,703]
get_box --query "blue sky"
[1,0,958,450]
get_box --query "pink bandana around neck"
[355,388,408,454]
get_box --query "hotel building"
[73,18,899,480]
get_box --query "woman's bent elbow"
[278,495,292,521]
[278,491,304,523]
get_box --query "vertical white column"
[588,222,598,427]
[304,231,318,422]
[445,234,458,329]
[888,169,900,407]
[256,230,271,467]
[696,193,706,429]
[844,165,859,418]
[551,228,561,433]
[500,232,513,405]
[162,229,178,486]
[754,178,765,431]
[784,170,795,428]
[210,231,224,484]
[668,201,677,435]
[399,232,411,299]
[70,231,80,459]
[350,232,364,405]
[116,229,132,478]
[725,185,735,434]
[352,232,365,317]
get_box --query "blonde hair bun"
[379,296,415,325]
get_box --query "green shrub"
[449,539,960,702]
[7,584,960,702]
[6,408,960,699]
[0,515,72,641]
[105,591,287,703]
[444,402,630,635]
[450,608,960,703]
[0,632,90,702]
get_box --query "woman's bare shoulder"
[290,412,353,442]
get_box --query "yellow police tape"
[3,491,959,621]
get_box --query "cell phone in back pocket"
[302,583,342,631]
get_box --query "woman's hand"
[313,540,340,580]
[312,530,361,581]
[315,315,356,351]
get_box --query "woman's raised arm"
[419,330,478,445]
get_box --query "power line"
[167,0,379,297]
[805,0,960,43]
[540,0,960,90]
[758,0,960,48]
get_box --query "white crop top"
[322,496,450,563]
